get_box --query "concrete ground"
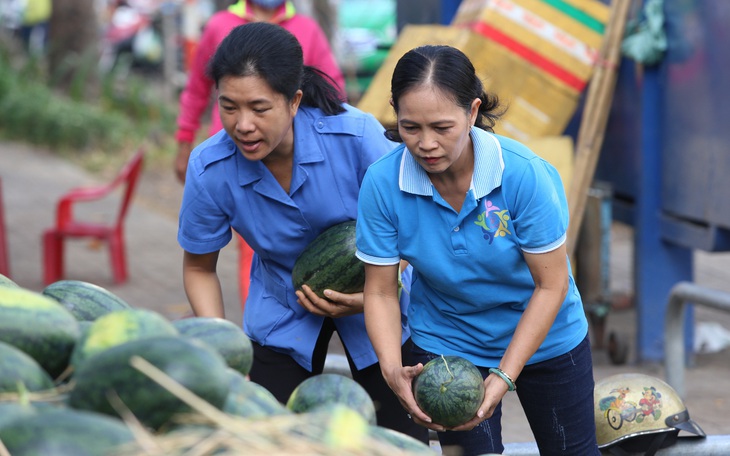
[2,140,729,448]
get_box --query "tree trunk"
[47,0,99,90]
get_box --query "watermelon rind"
[0,407,137,456]
[42,279,131,322]
[0,340,55,393]
[173,316,254,376]
[68,335,230,430]
[0,402,39,431]
[412,355,486,428]
[70,307,179,369]
[368,425,433,454]
[0,286,80,379]
[222,368,290,419]
[0,273,19,288]
[291,221,365,299]
[286,373,376,425]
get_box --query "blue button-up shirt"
[178,104,410,371]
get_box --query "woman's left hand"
[295,285,363,317]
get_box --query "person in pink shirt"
[174,0,346,309]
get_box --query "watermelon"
[222,368,290,419]
[412,355,485,428]
[287,373,376,424]
[0,286,80,379]
[368,425,433,454]
[0,340,55,393]
[42,279,131,322]
[0,408,137,455]
[305,403,370,450]
[70,307,179,368]
[291,220,365,299]
[68,335,230,430]
[0,402,39,430]
[173,316,254,376]
[0,273,19,288]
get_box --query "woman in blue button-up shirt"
[177,23,427,442]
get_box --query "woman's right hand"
[175,142,193,183]
[382,362,446,432]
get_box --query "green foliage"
[0,40,176,156]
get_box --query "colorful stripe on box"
[463,0,605,92]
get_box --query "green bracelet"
[489,367,516,391]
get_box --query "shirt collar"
[398,127,504,198]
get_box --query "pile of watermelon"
[0,274,434,455]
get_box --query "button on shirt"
[178,104,410,371]
[356,128,588,367]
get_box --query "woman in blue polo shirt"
[177,22,427,442]
[356,45,600,455]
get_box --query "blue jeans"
[410,334,600,456]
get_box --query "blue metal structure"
[594,0,730,362]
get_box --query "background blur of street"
[2,0,730,449]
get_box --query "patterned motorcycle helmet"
[594,373,705,454]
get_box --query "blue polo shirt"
[356,127,587,367]
[178,104,411,371]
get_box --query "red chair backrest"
[114,149,145,227]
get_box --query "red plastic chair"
[42,149,145,285]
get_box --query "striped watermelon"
[412,355,485,428]
[0,286,80,379]
[42,279,131,322]
[173,316,253,376]
[222,368,290,418]
[291,221,365,299]
[70,308,179,369]
[287,373,376,424]
[0,407,137,455]
[0,340,55,393]
[69,335,230,430]
[0,273,19,288]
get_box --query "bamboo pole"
[566,0,633,257]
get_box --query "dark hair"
[207,22,345,115]
[386,45,504,142]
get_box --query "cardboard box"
[357,0,610,142]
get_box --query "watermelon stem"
[439,355,455,393]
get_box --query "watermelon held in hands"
[412,355,485,428]
[291,221,365,299]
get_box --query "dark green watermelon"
[68,335,230,430]
[0,408,137,456]
[222,368,290,418]
[0,402,39,430]
[412,355,485,428]
[0,273,19,288]
[0,286,80,379]
[291,220,365,299]
[173,316,253,376]
[368,425,433,454]
[42,279,131,322]
[286,373,376,424]
[70,308,179,369]
[0,340,55,393]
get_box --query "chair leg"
[42,230,64,285]
[109,232,128,284]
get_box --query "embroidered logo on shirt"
[474,199,511,244]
